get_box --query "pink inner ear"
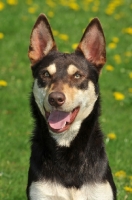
[78,22,106,68]
[31,27,48,58]
[29,19,56,65]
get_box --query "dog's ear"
[28,14,57,66]
[76,18,106,73]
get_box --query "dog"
[26,14,116,200]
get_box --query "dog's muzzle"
[44,92,80,133]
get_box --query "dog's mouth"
[45,107,80,133]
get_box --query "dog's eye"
[42,71,50,77]
[74,73,81,79]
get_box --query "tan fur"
[47,63,56,75]
[67,64,78,75]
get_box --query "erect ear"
[28,14,57,66]
[76,18,106,73]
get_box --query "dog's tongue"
[48,110,71,130]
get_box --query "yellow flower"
[69,2,79,11]
[105,0,124,15]
[26,0,32,5]
[128,88,132,93]
[115,170,126,178]
[7,0,18,5]
[72,43,78,50]
[0,32,4,39]
[113,92,125,100]
[112,37,119,43]
[0,80,7,87]
[47,11,54,18]
[124,186,132,193]
[92,6,99,12]
[58,34,69,41]
[113,54,121,64]
[28,7,37,14]
[46,0,56,8]
[114,14,122,20]
[108,43,117,49]
[107,133,116,140]
[105,9,114,15]
[52,30,59,36]
[123,27,132,35]
[129,72,132,79]
[0,1,5,10]
[125,51,132,57]
[105,65,114,71]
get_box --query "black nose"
[48,92,66,107]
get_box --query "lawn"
[0,0,132,199]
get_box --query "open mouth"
[45,107,80,133]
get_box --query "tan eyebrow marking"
[67,64,78,75]
[46,63,56,75]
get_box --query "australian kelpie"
[26,14,116,200]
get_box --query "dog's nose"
[48,92,66,107]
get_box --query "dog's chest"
[29,180,113,200]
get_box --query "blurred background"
[0,0,132,199]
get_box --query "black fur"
[27,14,116,199]
[27,50,116,199]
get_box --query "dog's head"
[28,14,106,146]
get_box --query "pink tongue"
[48,110,71,130]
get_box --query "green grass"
[0,0,132,199]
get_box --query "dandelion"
[113,92,125,100]
[46,0,56,8]
[105,65,114,71]
[69,2,79,11]
[0,80,7,87]
[107,133,116,140]
[7,0,18,5]
[92,6,99,12]
[72,43,78,50]
[128,88,132,93]
[105,8,114,15]
[108,43,117,49]
[0,32,4,39]
[52,30,59,36]
[47,11,54,18]
[112,37,119,43]
[105,0,124,15]
[115,170,126,178]
[113,54,121,64]
[58,34,69,41]
[28,7,37,14]
[129,72,132,79]
[0,1,5,10]
[124,186,132,193]
[123,27,132,35]
[26,0,32,5]
[125,51,132,57]
[114,13,123,20]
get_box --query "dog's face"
[28,14,106,146]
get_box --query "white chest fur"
[29,180,113,200]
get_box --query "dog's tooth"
[61,122,66,129]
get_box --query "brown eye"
[74,73,81,79]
